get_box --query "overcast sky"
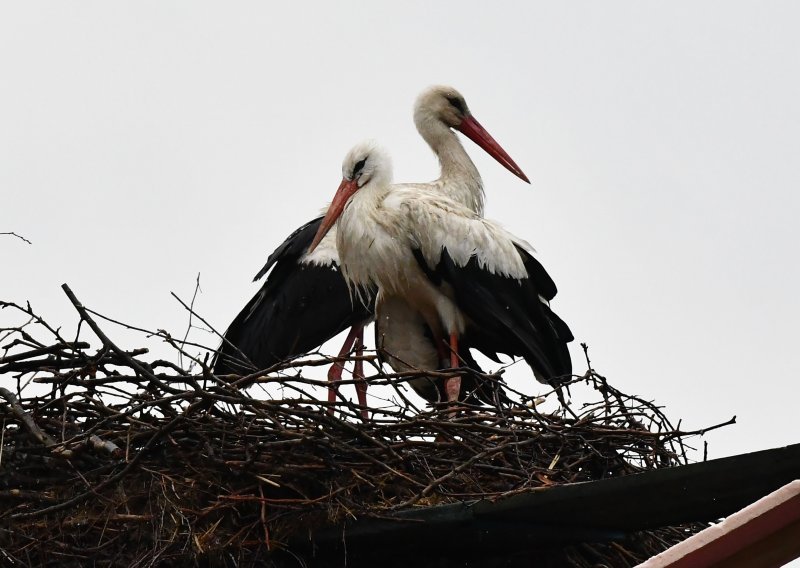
[2,2,799,464]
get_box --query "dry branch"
[0,231,32,245]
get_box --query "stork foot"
[444,375,461,403]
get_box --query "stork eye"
[353,158,367,176]
[446,96,466,114]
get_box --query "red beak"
[457,115,530,184]
[307,178,360,254]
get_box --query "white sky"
[2,2,799,467]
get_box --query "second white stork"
[309,141,573,404]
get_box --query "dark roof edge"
[305,442,800,549]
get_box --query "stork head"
[414,85,473,130]
[340,139,393,190]
[414,85,530,183]
[307,140,392,254]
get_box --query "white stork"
[308,141,573,405]
[213,86,532,412]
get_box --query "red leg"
[327,325,362,414]
[353,329,369,420]
[449,332,460,369]
[444,332,461,402]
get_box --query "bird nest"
[0,287,732,567]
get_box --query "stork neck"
[419,120,485,215]
[338,180,389,249]
[335,182,388,293]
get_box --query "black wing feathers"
[431,249,573,385]
[213,217,374,375]
[252,216,325,282]
[515,245,557,302]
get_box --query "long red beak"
[307,178,360,254]
[457,115,530,183]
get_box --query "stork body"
[213,86,531,410]
[310,142,573,404]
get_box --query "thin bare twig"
[0,232,32,245]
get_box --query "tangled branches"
[0,286,733,567]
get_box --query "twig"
[60,284,165,387]
[0,387,64,454]
[0,232,32,245]
[176,273,203,370]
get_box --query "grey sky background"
[2,2,799,463]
